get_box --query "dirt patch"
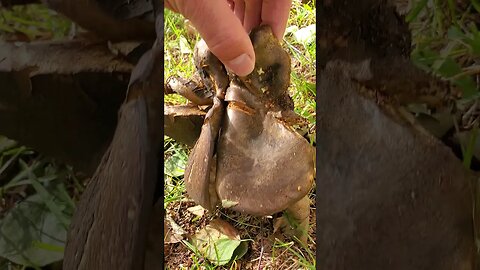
[164,196,316,269]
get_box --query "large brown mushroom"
[179,25,315,242]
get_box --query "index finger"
[170,0,256,76]
[261,0,292,40]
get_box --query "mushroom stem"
[283,196,311,245]
[165,76,213,106]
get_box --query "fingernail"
[227,54,254,76]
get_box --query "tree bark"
[62,13,163,269]
[0,40,204,175]
[0,40,133,174]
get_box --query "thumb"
[175,0,255,76]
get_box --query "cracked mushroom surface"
[184,25,315,217]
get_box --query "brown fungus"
[182,25,314,240]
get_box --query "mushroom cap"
[241,25,291,101]
[194,39,229,97]
[215,82,315,216]
[184,97,224,211]
[185,25,314,216]
[214,25,314,216]
[184,38,230,210]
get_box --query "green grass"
[164,10,199,105]
[0,4,71,41]
[164,0,316,269]
[407,0,480,261]
[164,136,188,208]
[409,0,480,100]
[0,136,76,269]
[404,0,480,172]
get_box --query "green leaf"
[411,47,440,69]
[406,0,428,22]
[433,57,477,98]
[20,160,70,229]
[32,241,64,253]
[453,76,478,99]
[195,237,240,266]
[0,194,67,267]
[448,25,480,57]
[2,160,44,193]
[466,30,480,57]
[164,150,188,177]
[191,223,246,266]
[436,56,462,77]
[231,241,249,260]
[447,26,465,41]
[0,146,26,176]
[0,136,17,153]
[472,0,480,14]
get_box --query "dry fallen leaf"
[186,205,205,217]
[221,199,239,208]
[209,219,240,240]
[164,215,187,244]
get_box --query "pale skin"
[165,0,292,76]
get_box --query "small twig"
[218,211,261,228]
[462,100,479,129]
[257,242,264,270]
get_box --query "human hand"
[165,0,292,76]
